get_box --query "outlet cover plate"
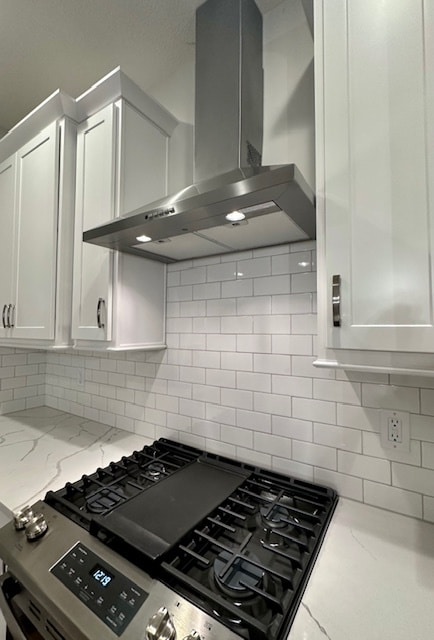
[380,409,410,452]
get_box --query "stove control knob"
[25,513,48,541]
[145,606,176,640]
[183,632,201,640]
[14,506,34,530]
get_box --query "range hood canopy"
[83,0,315,263]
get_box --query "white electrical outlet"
[75,366,85,388]
[380,410,410,451]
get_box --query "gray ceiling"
[0,0,284,133]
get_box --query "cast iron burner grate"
[161,468,337,640]
[44,439,201,529]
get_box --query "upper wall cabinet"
[0,101,76,349]
[71,69,188,351]
[315,0,434,375]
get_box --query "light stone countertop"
[1,407,434,640]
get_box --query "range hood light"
[136,234,152,243]
[225,211,246,223]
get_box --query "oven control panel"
[51,542,148,636]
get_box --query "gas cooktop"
[42,438,338,639]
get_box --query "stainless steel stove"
[0,439,338,640]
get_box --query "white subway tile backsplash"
[206,334,236,352]
[236,446,272,467]
[237,257,271,278]
[221,352,253,372]
[314,468,363,501]
[293,397,336,425]
[180,266,207,285]
[392,462,434,497]
[253,315,290,334]
[313,379,362,406]
[410,414,434,442]
[221,424,253,448]
[271,293,312,315]
[254,354,291,375]
[237,371,271,393]
[207,262,236,282]
[2,242,427,525]
[237,296,271,315]
[221,316,253,334]
[207,298,237,316]
[236,409,271,433]
[179,300,206,317]
[362,433,421,466]
[272,375,312,398]
[254,433,292,458]
[237,334,271,354]
[363,481,422,518]
[272,335,312,356]
[291,272,316,294]
[193,282,221,300]
[254,275,291,296]
[337,404,381,432]
[292,440,336,470]
[272,456,314,482]
[421,442,434,469]
[253,392,292,417]
[362,383,420,413]
[221,388,252,410]
[338,451,391,484]
[272,416,313,442]
[314,423,362,453]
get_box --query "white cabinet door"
[0,156,15,339]
[317,0,434,354]
[118,101,168,214]
[12,122,59,340]
[72,104,116,341]
[72,98,167,351]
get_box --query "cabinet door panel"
[323,0,434,352]
[118,101,168,214]
[0,156,15,338]
[72,105,115,341]
[13,123,58,339]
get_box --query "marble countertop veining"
[1,407,434,640]
[0,407,153,511]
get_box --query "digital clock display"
[90,564,114,588]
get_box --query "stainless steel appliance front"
[0,502,237,640]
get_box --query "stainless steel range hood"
[83,0,315,263]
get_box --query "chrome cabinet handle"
[9,303,15,328]
[97,297,105,329]
[332,275,341,327]
[2,304,7,329]
[6,303,12,328]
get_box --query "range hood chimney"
[83,0,315,263]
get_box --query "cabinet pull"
[2,305,6,329]
[9,304,15,328]
[97,298,105,329]
[6,304,12,329]
[332,275,341,327]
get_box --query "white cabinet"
[0,155,15,340]
[0,118,76,348]
[315,0,434,375]
[72,99,167,350]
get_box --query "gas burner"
[86,487,125,513]
[213,550,264,599]
[260,502,291,529]
[144,461,166,479]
